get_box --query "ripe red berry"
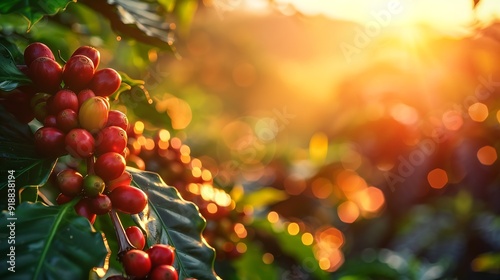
[106,110,129,131]
[108,185,148,214]
[149,265,178,280]
[56,169,83,197]
[24,42,55,66]
[89,68,121,97]
[147,244,175,267]
[34,127,66,157]
[62,55,95,91]
[65,128,95,158]
[94,152,126,181]
[28,57,62,93]
[56,193,73,205]
[106,171,133,192]
[71,46,100,69]
[74,197,96,224]
[95,126,128,155]
[83,175,105,197]
[56,109,79,132]
[43,115,57,127]
[51,89,79,114]
[77,89,96,106]
[125,226,145,250]
[121,249,151,278]
[89,194,112,215]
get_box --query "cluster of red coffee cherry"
[105,226,178,280]
[12,42,146,221]
[6,42,180,279]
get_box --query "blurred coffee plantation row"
[2,0,500,279]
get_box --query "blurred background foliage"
[2,0,500,279]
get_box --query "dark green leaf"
[129,168,220,280]
[0,107,56,194]
[0,38,24,64]
[0,202,109,279]
[0,43,32,91]
[0,0,75,30]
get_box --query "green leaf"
[0,202,109,279]
[0,108,56,195]
[129,168,221,280]
[232,243,281,280]
[0,38,24,64]
[238,187,288,208]
[0,0,75,30]
[251,218,330,280]
[0,43,31,91]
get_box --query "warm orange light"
[468,102,489,122]
[427,168,448,189]
[206,203,218,214]
[133,121,144,135]
[201,169,212,181]
[287,222,300,236]
[356,187,385,213]
[309,132,328,164]
[316,227,344,249]
[158,129,170,142]
[236,242,247,253]
[234,223,248,239]
[442,111,463,131]
[337,201,359,223]
[144,138,155,151]
[262,253,274,264]
[301,232,314,246]
[267,211,279,223]
[336,170,367,195]
[477,145,497,165]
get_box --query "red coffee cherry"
[94,152,126,181]
[65,128,95,158]
[121,249,151,278]
[77,89,96,106]
[106,171,133,192]
[56,193,73,205]
[95,126,127,155]
[34,127,66,158]
[43,115,57,127]
[108,185,148,214]
[51,89,79,114]
[74,197,96,224]
[89,194,112,215]
[28,57,62,93]
[24,42,55,66]
[82,175,105,197]
[147,244,175,267]
[56,169,83,197]
[125,226,146,250]
[89,68,122,97]
[71,46,100,69]
[149,265,178,280]
[56,109,79,132]
[62,55,95,91]
[106,110,129,131]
